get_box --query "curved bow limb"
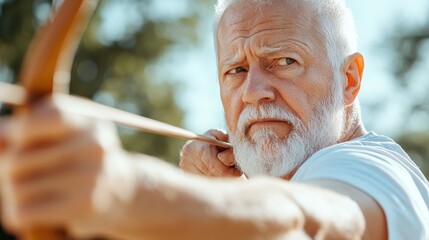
[1,0,232,238]
[13,0,98,239]
[18,0,98,100]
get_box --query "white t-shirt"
[291,132,429,240]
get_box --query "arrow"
[0,81,232,149]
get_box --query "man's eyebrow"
[220,44,306,68]
[258,42,312,56]
[220,46,282,67]
[256,46,284,57]
[220,55,242,67]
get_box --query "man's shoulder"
[293,131,426,182]
[308,131,411,167]
[292,131,429,215]
[322,131,400,152]
[292,132,429,240]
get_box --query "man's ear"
[343,52,364,106]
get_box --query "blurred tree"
[0,0,211,238]
[386,14,429,178]
[0,0,213,163]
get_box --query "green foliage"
[386,14,429,178]
[396,132,429,178]
[0,0,209,164]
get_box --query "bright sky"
[345,0,429,136]
[170,0,429,137]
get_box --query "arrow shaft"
[0,81,232,149]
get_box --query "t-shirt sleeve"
[291,145,429,240]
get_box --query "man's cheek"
[225,112,238,134]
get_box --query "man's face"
[217,0,345,177]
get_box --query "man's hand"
[179,130,242,177]
[0,97,132,238]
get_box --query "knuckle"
[218,165,236,177]
[198,143,212,160]
[203,129,218,138]
[181,140,204,160]
[180,141,192,158]
[178,158,187,169]
[207,161,221,175]
[196,147,205,161]
[40,100,67,126]
[216,167,229,176]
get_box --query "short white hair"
[214,0,358,71]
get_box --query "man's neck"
[340,103,368,143]
[342,122,367,142]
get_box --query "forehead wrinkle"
[217,0,323,66]
[228,1,259,23]
[220,29,286,67]
[219,33,313,68]
[227,14,291,41]
[220,45,283,67]
[255,45,283,57]
[230,17,278,33]
[227,26,293,46]
[269,39,313,56]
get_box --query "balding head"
[214,0,358,71]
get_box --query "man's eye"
[276,57,296,66]
[227,67,247,74]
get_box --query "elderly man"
[1,0,428,239]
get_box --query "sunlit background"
[0,0,428,178]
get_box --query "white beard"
[227,79,345,178]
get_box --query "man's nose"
[241,67,275,105]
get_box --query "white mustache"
[236,104,303,136]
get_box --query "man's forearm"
[91,153,364,240]
[99,153,303,240]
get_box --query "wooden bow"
[2,1,231,239]
[16,1,98,239]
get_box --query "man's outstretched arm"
[0,97,364,239]
[88,153,366,240]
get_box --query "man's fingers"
[7,97,89,149]
[217,149,235,167]
[179,145,210,176]
[208,129,229,143]
[6,133,102,182]
[179,159,205,176]
[233,167,243,177]
[180,129,240,177]
[181,141,236,177]
[13,162,98,208]
[197,140,237,177]
[2,152,99,232]
[180,140,210,175]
